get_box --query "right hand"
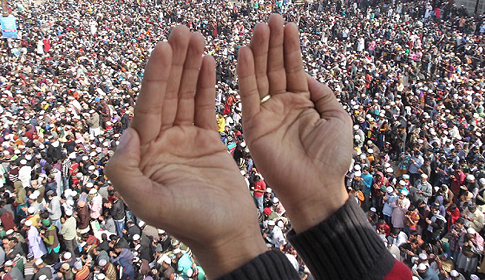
[105,26,266,279]
[238,14,352,233]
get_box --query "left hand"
[105,26,266,279]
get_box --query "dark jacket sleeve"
[216,199,412,280]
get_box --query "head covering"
[42,219,51,227]
[450,270,459,277]
[99,259,107,266]
[468,228,477,235]
[417,263,427,270]
[35,259,44,266]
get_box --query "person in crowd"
[0,0,484,279]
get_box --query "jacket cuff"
[287,198,396,280]
[214,250,299,280]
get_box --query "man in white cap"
[413,263,438,280]
[4,260,23,280]
[160,257,175,279]
[61,209,78,256]
[263,220,286,248]
[33,259,52,280]
[449,270,465,280]
[416,174,432,204]
[18,159,32,187]
[88,188,103,220]
[26,219,47,260]
[382,187,397,227]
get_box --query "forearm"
[192,231,268,279]
[288,198,412,280]
[215,250,299,280]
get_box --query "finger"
[267,14,286,95]
[284,23,308,94]
[174,32,205,126]
[249,23,270,99]
[237,47,260,120]
[162,26,191,130]
[194,56,217,131]
[132,42,172,145]
[106,128,169,217]
[306,74,346,119]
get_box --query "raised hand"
[105,26,266,278]
[237,14,353,233]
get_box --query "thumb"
[306,74,346,119]
[107,128,140,176]
[106,128,151,207]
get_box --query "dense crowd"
[1,0,485,279]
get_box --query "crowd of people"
[1,0,485,279]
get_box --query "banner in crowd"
[0,16,17,38]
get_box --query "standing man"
[60,209,77,257]
[362,167,374,211]
[416,174,432,204]
[109,194,125,237]
[382,187,397,228]
[26,220,47,260]
[45,190,62,231]
[252,175,266,213]
[408,150,424,186]
[88,188,103,220]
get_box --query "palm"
[246,92,352,207]
[133,126,254,243]
[106,27,261,255]
[237,15,352,226]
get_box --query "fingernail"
[118,129,132,150]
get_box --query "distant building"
[454,0,485,15]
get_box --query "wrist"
[287,182,349,234]
[190,231,267,279]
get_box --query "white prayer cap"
[450,270,459,277]
[417,263,427,271]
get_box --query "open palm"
[106,26,265,277]
[238,15,353,232]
